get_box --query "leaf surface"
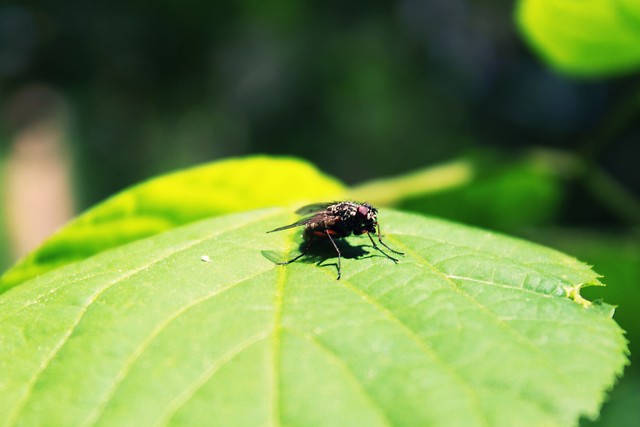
[0,209,627,427]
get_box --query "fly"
[267,201,404,279]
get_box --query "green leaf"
[0,209,627,426]
[517,0,640,76]
[0,156,346,292]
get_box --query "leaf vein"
[385,234,579,398]
[154,332,271,427]
[83,268,274,427]
[394,232,589,288]
[289,329,393,427]
[317,268,489,427]
[6,212,275,427]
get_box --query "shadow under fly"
[266,201,404,279]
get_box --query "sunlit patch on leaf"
[0,156,346,293]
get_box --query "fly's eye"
[357,205,369,217]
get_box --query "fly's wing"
[295,202,335,215]
[267,216,313,233]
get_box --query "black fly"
[267,201,404,279]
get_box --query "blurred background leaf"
[352,149,568,232]
[517,0,640,76]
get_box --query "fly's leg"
[325,230,342,280]
[376,224,404,256]
[367,233,399,263]
[367,225,404,263]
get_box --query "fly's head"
[354,202,378,234]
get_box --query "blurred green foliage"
[0,1,637,208]
[389,151,564,232]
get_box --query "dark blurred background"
[0,1,639,424]
[2,1,638,208]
